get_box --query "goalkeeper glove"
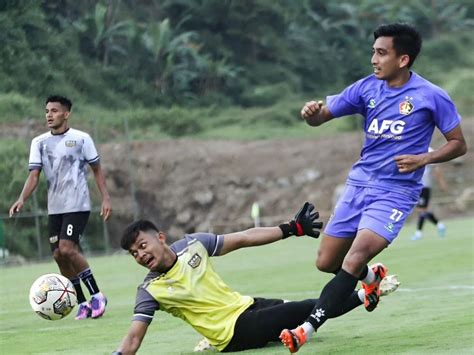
[279,202,323,239]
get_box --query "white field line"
[270,285,474,298]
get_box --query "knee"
[315,254,340,273]
[342,252,368,275]
[58,243,77,259]
[52,249,62,263]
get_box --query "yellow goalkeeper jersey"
[134,234,254,351]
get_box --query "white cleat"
[380,274,401,296]
[194,338,214,352]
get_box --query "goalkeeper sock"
[306,269,359,330]
[361,266,375,284]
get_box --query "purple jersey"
[327,72,461,198]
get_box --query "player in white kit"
[9,95,112,320]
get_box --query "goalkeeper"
[113,202,398,354]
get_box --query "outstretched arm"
[90,163,112,221]
[115,320,149,355]
[219,226,283,256]
[9,169,40,217]
[219,202,323,255]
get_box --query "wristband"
[279,223,291,239]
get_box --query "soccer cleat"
[193,338,214,352]
[437,222,446,238]
[90,292,107,319]
[411,231,422,241]
[380,275,400,296]
[362,263,388,312]
[280,326,307,353]
[75,302,92,320]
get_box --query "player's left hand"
[394,154,427,173]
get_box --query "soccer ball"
[29,273,77,320]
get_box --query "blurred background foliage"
[1,0,473,258]
[0,0,473,115]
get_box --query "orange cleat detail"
[279,326,307,353]
[362,263,388,312]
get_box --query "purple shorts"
[325,185,417,244]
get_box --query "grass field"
[1,217,473,354]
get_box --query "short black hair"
[46,95,72,111]
[121,220,161,250]
[374,23,422,68]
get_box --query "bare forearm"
[19,173,39,202]
[219,227,283,255]
[425,140,467,165]
[238,227,283,246]
[116,320,148,354]
[92,166,110,199]
[117,336,141,355]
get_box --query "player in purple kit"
[280,23,467,353]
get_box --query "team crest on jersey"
[399,98,414,115]
[188,253,202,268]
[65,140,76,147]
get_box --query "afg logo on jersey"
[367,119,405,135]
[399,99,414,115]
[188,253,202,268]
[65,140,76,147]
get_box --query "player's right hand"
[9,200,23,217]
[301,100,324,119]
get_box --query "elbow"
[460,141,468,156]
[306,119,323,127]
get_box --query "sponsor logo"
[399,97,414,115]
[367,99,376,108]
[309,308,326,323]
[65,140,76,147]
[368,119,405,135]
[49,235,58,244]
[384,223,394,233]
[188,253,202,268]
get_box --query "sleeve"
[28,138,42,171]
[189,233,224,256]
[83,134,100,165]
[132,286,160,324]
[326,79,366,118]
[431,89,462,134]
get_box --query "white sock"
[357,289,365,302]
[301,322,315,338]
[361,267,375,284]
